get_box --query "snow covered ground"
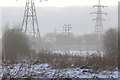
[1,62,118,78]
[1,50,118,78]
[52,50,104,57]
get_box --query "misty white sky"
[0,0,119,7]
[0,0,119,37]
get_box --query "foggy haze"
[1,6,118,37]
[0,1,119,78]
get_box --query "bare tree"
[103,28,118,55]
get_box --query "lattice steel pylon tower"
[90,0,107,32]
[21,0,40,37]
[18,0,48,52]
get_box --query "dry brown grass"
[35,52,118,70]
[3,51,118,70]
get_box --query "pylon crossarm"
[93,5,107,8]
[16,0,48,2]
[90,11,107,15]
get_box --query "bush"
[103,28,118,55]
[2,27,30,62]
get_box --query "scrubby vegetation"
[2,27,118,79]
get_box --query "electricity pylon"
[21,0,40,37]
[16,0,48,53]
[63,24,72,53]
[90,0,107,32]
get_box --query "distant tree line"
[2,26,118,64]
[42,28,118,55]
[42,32,103,51]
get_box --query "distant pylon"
[90,0,107,32]
[63,24,72,53]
